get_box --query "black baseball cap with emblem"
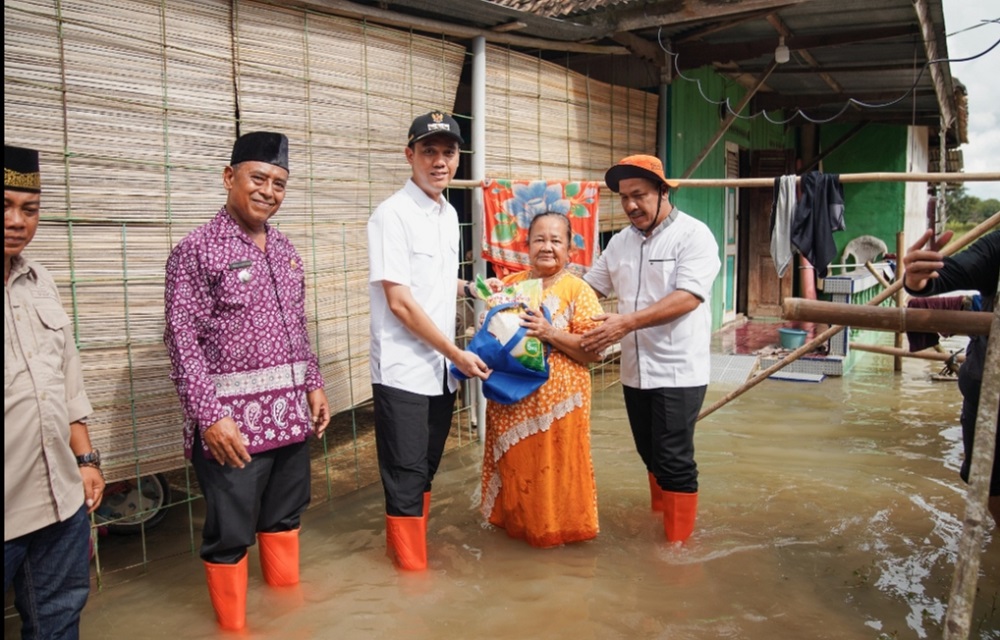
[5,145,42,193]
[230,131,289,172]
[407,111,464,147]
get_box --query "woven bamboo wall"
[4,0,465,482]
[484,45,659,233]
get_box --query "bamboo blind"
[4,0,464,481]
[484,45,659,233]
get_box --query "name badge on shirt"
[228,260,253,270]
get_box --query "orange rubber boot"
[662,491,698,543]
[648,473,664,512]
[386,515,427,571]
[258,529,300,587]
[204,555,248,631]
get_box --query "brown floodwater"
[7,348,999,639]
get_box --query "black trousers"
[191,431,311,564]
[622,385,707,494]
[372,383,456,517]
[958,376,1000,496]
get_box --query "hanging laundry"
[790,172,845,278]
[769,175,798,278]
[481,179,599,277]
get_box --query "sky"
[941,1,1000,201]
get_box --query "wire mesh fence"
[4,0,654,586]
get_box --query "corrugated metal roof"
[488,0,638,19]
[361,0,959,138]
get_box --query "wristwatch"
[75,449,101,468]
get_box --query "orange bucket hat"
[604,154,679,193]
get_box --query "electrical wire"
[656,25,1000,125]
[946,18,999,38]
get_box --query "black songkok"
[230,132,289,172]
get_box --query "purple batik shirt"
[164,208,324,459]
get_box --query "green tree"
[945,185,994,223]
[976,198,999,219]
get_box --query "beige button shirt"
[4,255,92,541]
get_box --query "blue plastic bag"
[450,302,550,405]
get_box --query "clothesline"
[451,171,1000,190]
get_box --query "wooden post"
[895,231,905,372]
[943,307,1000,639]
[680,60,777,180]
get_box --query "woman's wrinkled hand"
[520,307,553,342]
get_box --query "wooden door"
[744,150,795,318]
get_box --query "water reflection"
[57,352,999,639]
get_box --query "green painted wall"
[665,68,791,328]
[819,124,907,259]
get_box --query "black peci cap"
[230,131,289,172]
[5,145,41,193]
[407,111,464,147]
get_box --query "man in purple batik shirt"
[163,131,328,631]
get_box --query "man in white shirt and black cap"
[367,111,492,570]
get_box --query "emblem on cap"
[4,168,40,192]
[407,111,465,146]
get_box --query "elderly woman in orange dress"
[481,212,604,547]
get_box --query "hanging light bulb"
[775,36,790,64]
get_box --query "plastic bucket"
[778,327,808,349]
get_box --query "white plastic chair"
[839,235,888,274]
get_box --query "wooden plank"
[913,0,955,128]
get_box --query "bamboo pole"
[680,172,1000,188]
[450,171,1000,190]
[943,306,1000,639]
[863,260,891,289]
[680,60,777,180]
[698,212,1000,421]
[782,298,992,336]
[849,342,965,363]
[894,231,905,372]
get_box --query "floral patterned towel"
[481,179,600,277]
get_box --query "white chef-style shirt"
[368,179,460,396]
[584,209,721,389]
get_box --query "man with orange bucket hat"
[581,155,720,544]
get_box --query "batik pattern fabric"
[164,208,323,459]
[481,270,602,547]
[481,179,599,277]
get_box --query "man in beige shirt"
[4,144,104,640]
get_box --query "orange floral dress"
[481,270,603,547]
